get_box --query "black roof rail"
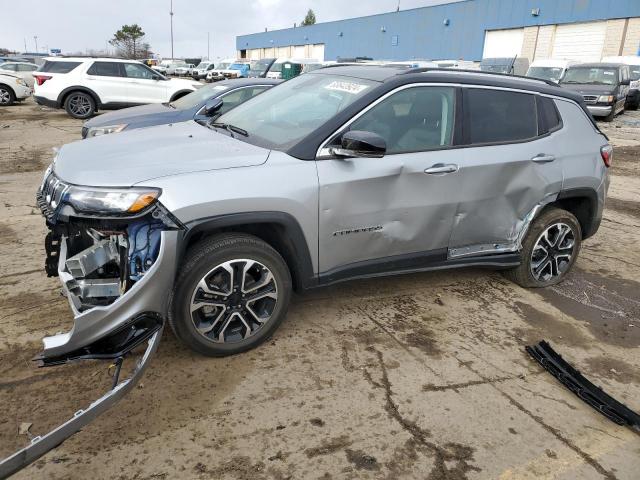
[403,67,559,88]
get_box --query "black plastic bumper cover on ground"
[527,340,640,433]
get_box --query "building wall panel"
[623,17,640,55]
[237,0,640,61]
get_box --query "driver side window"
[348,86,456,154]
[123,63,154,80]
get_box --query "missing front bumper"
[0,320,163,479]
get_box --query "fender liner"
[182,211,317,290]
[555,187,600,239]
[57,86,102,109]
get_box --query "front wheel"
[64,91,96,119]
[169,234,292,357]
[0,85,15,106]
[503,207,582,288]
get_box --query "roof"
[572,63,625,68]
[310,64,586,103]
[43,57,142,63]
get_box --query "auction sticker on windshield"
[325,80,369,95]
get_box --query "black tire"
[64,91,96,119]
[0,84,15,106]
[168,233,292,357]
[603,108,616,122]
[503,207,582,288]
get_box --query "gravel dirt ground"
[1,98,639,480]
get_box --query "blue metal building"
[236,0,640,61]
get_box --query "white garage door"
[292,45,306,58]
[552,22,606,62]
[483,29,524,58]
[312,44,325,61]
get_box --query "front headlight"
[65,186,161,214]
[15,78,27,87]
[86,124,128,137]
[598,95,615,103]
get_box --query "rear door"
[122,62,168,104]
[447,87,563,258]
[316,85,461,275]
[85,61,129,104]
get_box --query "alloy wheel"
[530,222,575,282]
[190,259,278,343]
[68,94,92,116]
[0,88,10,105]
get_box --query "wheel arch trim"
[57,86,102,109]
[169,89,194,102]
[181,211,317,290]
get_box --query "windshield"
[229,63,245,70]
[251,59,273,74]
[217,62,231,70]
[480,64,510,73]
[561,67,619,85]
[198,62,211,69]
[527,66,564,82]
[214,73,376,150]
[270,62,283,73]
[171,84,229,109]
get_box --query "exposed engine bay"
[45,217,165,311]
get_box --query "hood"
[54,121,270,187]
[83,103,189,129]
[560,83,616,95]
[168,77,201,89]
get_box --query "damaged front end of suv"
[0,163,182,478]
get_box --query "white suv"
[34,57,201,119]
[0,72,32,105]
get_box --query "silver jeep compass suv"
[36,66,610,362]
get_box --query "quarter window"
[87,62,122,77]
[465,89,537,144]
[348,86,456,154]
[537,96,562,135]
[38,61,81,73]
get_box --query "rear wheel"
[64,91,96,119]
[0,85,15,106]
[169,234,292,356]
[503,207,582,288]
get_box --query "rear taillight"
[34,75,52,86]
[600,145,613,168]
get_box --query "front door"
[122,63,168,104]
[316,85,460,276]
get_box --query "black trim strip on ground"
[526,340,640,433]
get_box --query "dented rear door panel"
[448,133,563,252]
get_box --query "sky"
[2,0,459,59]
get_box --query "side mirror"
[620,78,630,86]
[332,130,386,158]
[203,98,223,116]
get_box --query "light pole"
[170,0,174,59]
[33,36,38,53]
[207,32,210,60]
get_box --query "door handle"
[424,163,458,174]
[531,154,555,163]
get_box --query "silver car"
[4,65,612,477]
[36,65,611,360]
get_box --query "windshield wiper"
[210,122,249,137]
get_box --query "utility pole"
[170,0,174,59]
[33,36,39,53]
[23,38,27,53]
[207,32,210,60]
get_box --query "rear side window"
[38,61,82,74]
[464,88,537,144]
[537,96,562,134]
[87,62,122,77]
